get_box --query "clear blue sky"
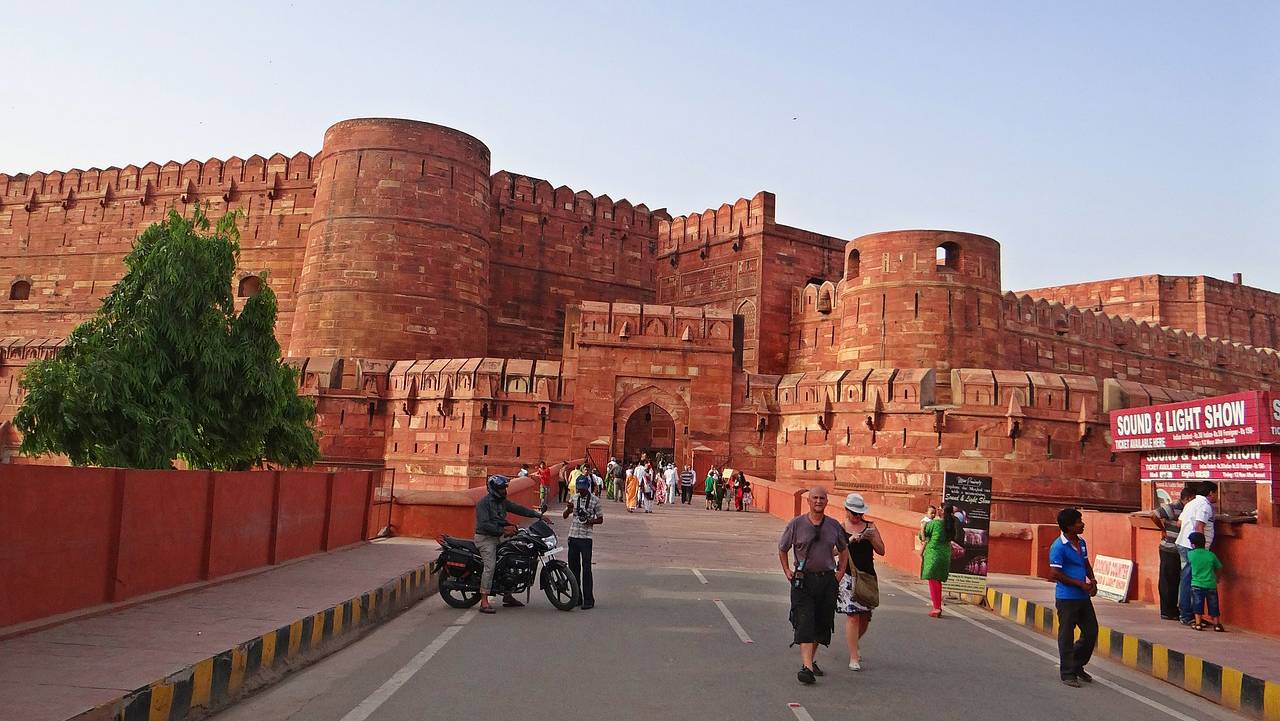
[4,1,1277,291]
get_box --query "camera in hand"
[791,559,806,590]
[574,498,592,524]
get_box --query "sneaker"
[1062,677,1081,688]
[1076,669,1093,683]
[797,667,816,685]
[811,662,824,677]
[848,660,863,672]
[581,602,595,610]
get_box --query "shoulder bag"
[850,523,880,608]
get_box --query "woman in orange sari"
[624,463,639,513]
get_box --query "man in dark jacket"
[476,474,545,614]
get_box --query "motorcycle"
[431,519,580,611]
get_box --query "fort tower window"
[238,275,262,297]
[9,280,30,301]
[936,242,960,270]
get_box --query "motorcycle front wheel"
[541,561,580,611]
[438,571,482,609]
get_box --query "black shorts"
[789,571,838,646]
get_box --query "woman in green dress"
[920,503,956,617]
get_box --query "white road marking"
[691,567,709,584]
[336,609,476,721]
[788,702,816,721]
[713,599,753,644]
[883,580,1201,721]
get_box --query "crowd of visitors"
[513,460,1231,690]
[526,455,762,515]
[702,467,752,511]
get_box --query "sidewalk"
[0,538,437,721]
[985,572,1280,718]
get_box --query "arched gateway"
[566,302,734,475]
[613,385,688,465]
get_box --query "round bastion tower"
[288,118,492,360]
[836,230,1005,374]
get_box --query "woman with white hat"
[836,493,884,671]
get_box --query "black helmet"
[486,474,510,499]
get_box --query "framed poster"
[941,472,992,595]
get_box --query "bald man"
[779,486,849,684]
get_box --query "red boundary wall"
[0,466,376,629]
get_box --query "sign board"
[941,472,992,595]
[1110,391,1280,451]
[1153,481,1184,507]
[1141,446,1278,483]
[1093,554,1135,603]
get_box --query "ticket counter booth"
[1110,390,1280,525]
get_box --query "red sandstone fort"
[1,117,1276,522]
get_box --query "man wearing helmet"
[475,474,546,614]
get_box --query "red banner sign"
[1111,391,1280,451]
[1141,446,1278,483]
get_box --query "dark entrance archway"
[622,402,676,466]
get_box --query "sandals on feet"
[1214,623,1226,632]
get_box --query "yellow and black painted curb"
[985,587,1280,720]
[71,564,435,721]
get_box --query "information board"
[941,472,992,595]
[1111,391,1280,451]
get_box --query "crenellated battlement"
[1019,274,1280,351]
[0,153,317,212]
[793,281,841,317]
[384,357,565,404]
[1001,291,1280,379]
[741,366,1111,420]
[574,300,735,348]
[656,191,775,255]
[490,171,668,231]
[0,337,64,363]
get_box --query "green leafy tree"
[15,207,320,470]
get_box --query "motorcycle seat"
[443,536,478,551]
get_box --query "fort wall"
[487,172,668,359]
[1021,274,1280,350]
[3,115,1279,524]
[655,192,843,374]
[0,153,317,348]
[759,366,1136,523]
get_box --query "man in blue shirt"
[1049,507,1098,688]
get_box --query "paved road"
[214,500,1242,721]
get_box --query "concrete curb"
[70,564,436,721]
[984,587,1280,719]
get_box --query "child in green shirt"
[1187,532,1224,632]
